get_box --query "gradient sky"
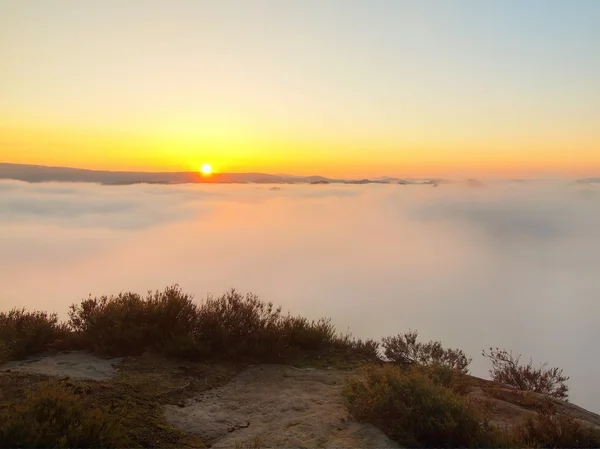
[1,0,599,177]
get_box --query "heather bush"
[382,330,471,373]
[343,364,485,447]
[0,309,69,362]
[193,291,375,361]
[510,401,600,448]
[0,380,130,448]
[342,337,380,360]
[412,363,470,394]
[193,290,284,359]
[68,285,199,356]
[482,347,569,400]
[0,341,7,364]
[66,286,375,362]
[280,316,336,351]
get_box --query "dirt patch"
[1,351,122,380]
[164,365,399,448]
[116,353,242,405]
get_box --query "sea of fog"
[1,179,599,412]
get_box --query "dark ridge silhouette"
[0,163,443,186]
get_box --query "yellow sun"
[200,163,213,175]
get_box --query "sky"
[1,180,600,412]
[1,0,599,177]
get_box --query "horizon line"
[1,161,599,183]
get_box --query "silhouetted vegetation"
[382,330,472,373]
[0,310,69,363]
[68,286,200,357]
[66,285,379,363]
[482,347,570,400]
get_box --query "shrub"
[482,347,569,400]
[343,364,485,447]
[0,341,7,364]
[280,316,336,351]
[194,291,365,361]
[413,363,470,394]
[511,401,600,448]
[0,380,130,448]
[343,337,380,360]
[194,290,284,359]
[68,285,199,356]
[0,309,68,362]
[67,286,360,362]
[382,330,472,373]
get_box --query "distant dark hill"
[0,163,200,184]
[0,163,440,186]
[0,163,315,185]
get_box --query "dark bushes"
[192,290,284,359]
[0,380,130,448]
[482,347,569,400]
[68,285,199,356]
[336,335,380,360]
[67,285,378,362]
[0,310,68,363]
[511,401,600,448]
[343,364,485,447]
[280,316,336,351]
[412,363,470,394]
[344,364,598,448]
[382,330,471,373]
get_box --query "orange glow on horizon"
[1,122,599,179]
[2,2,599,182]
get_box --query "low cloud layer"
[1,179,599,412]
